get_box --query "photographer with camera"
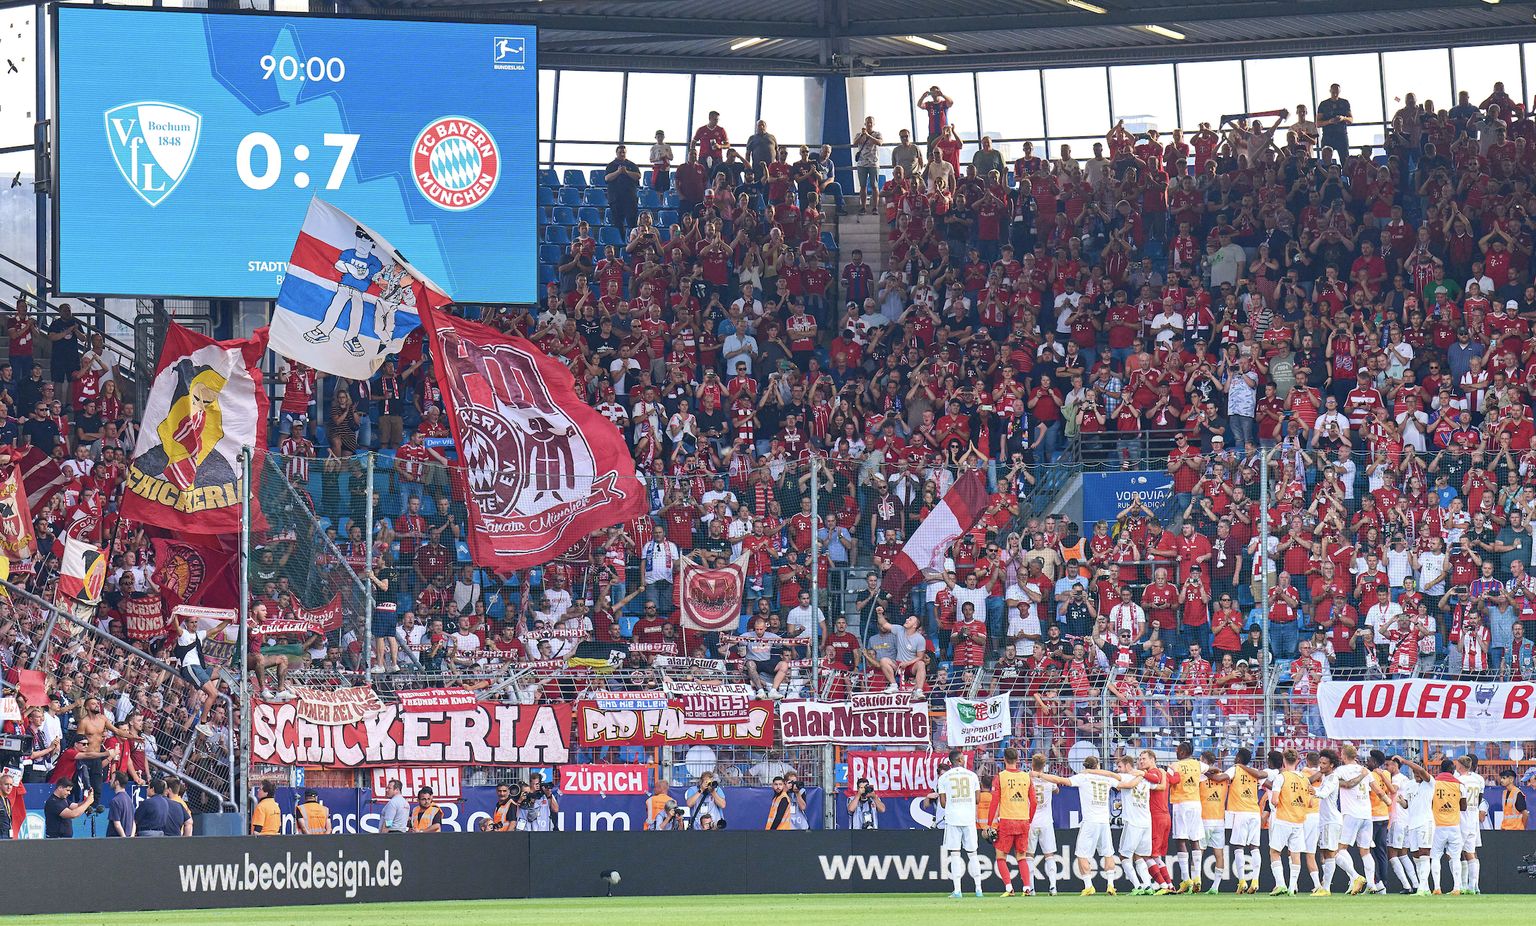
[685,771,727,821]
[695,812,719,830]
[645,775,685,830]
[848,777,886,829]
[784,770,811,829]
[519,772,559,832]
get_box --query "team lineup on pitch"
[930,743,1494,897]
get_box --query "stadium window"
[759,76,815,147]
[1242,57,1312,122]
[1382,49,1451,125]
[623,72,691,148]
[1311,52,1385,132]
[975,70,1044,163]
[1452,45,1522,109]
[539,70,557,143]
[553,70,623,174]
[1174,60,1243,133]
[691,74,759,147]
[1042,66,1110,144]
[1108,64,1177,137]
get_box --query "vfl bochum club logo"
[104,101,201,207]
[412,116,499,211]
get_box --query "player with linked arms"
[935,748,986,898]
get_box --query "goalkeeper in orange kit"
[983,746,1038,897]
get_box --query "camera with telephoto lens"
[1518,853,1536,877]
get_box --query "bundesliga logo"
[412,116,499,211]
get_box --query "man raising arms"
[1166,741,1207,892]
[1063,756,1124,895]
[1267,748,1310,895]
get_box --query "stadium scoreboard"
[54,6,537,303]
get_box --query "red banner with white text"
[252,701,572,767]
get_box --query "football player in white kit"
[935,749,984,898]
[1313,750,1346,894]
[1020,753,1060,895]
[1114,754,1162,895]
[1065,755,1125,895]
[1385,755,1421,894]
[1455,754,1485,893]
[1399,756,1436,895]
[1335,744,1388,894]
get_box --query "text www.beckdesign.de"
[177,851,403,898]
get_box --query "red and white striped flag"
[881,469,991,598]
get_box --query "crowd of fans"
[9,77,1536,812]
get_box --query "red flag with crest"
[417,304,648,570]
[0,459,34,561]
[151,537,235,607]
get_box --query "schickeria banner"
[1318,679,1536,739]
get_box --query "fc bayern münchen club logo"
[412,116,499,211]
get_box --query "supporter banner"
[418,302,647,570]
[252,619,324,638]
[678,552,748,632]
[152,537,234,607]
[202,639,237,669]
[882,469,990,597]
[0,695,19,721]
[558,764,650,795]
[270,198,453,380]
[296,594,346,634]
[0,461,35,560]
[368,766,462,802]
[122,323,269,533]
[589,691,671,711]
[55,536,107,624]
[251,702,572,767]
[654,656,727,675]
[398,688,478,713]
[575,700,774,746]
[779,700,931,746]
[1319,679,1536,739]
[1082,471,1173,525]
[666,682,753,724]
[945,695,1010,747]
[122,594,167,641]
[1271,736,1345,753]
[845,751,959,797]
[291,687,384,726]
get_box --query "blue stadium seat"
[577,206,603,226]
[538,168,560,188]
[1143,239,1165,260]
[539,244,563,265]
[584,188,609,207]
[663,191,679,208]
[659,210,678,227]
[821,231,838,253]
[598,226,625,248]
[639,189,662,209]
[656,227,671,242]
[538,265,558,285]
[558,187,581,208]
[456,541,471,561]
[588,169,607,188]
[537,187,556,207]
[563,169,588,188]
[551,206,576,226]
[545,224,571,245]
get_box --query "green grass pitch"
[6,892,1525,926]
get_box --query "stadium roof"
[363,0,1536,73]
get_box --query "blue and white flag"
[269,197,453,379]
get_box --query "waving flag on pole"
[418,302,648,570]
[270,197,453,378]
[881,469,991,598]
[55,536,107,624]
[122,323,268,534]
